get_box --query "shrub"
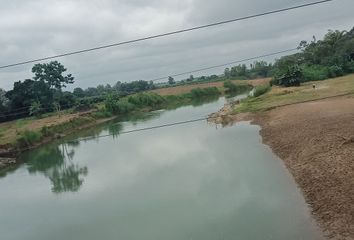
[73,98,94,112]
[92,110,113,119]
[29,101,42,117]
[328,65,344,78]
[105,95,135,114]
[16,130,42,147]
[302,65,329,81]
[253,84,271,97]
[190,87,220,99]
[128,93,165,107]
[223,80,251,93]
[41,126,54,137]
[224,80,238,92]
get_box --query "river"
[0,96,322,240]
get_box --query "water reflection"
[25,144,88,193]
[0,96,222,194]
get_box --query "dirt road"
[252,96,354,239]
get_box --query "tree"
[73,87,85,98]
[188,75,194,82]
[32,61,74,90]
[29,101,42,117]
[0,89,9,112]
[6,79,52,110]
[149,80,155,89]
[53,102,61,113]
[224,68,231,78]
[168,76,175,85]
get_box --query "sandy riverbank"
[211,95,354,239]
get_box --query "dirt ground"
[0,111,91,146]
[250,96,354,239]
[151,78,270,96]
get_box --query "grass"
[15,130,43,148]
[253,84,271,97]
[151,78,268,96]
[15,119,31,129]
[234,74,354,114]
[0,128,5,137]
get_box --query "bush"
[224,80,238,91]
[92,110,112,119]
[253,84,271,97]
[114,101,135,114]
[190,87,220,99]
[105,96,135,114]
[16,130,42,147]
[302,65,329,81]
[328,65,344,78]
[41,126,54,137]
[74,98,93,112]
[223,80,251,93]
[128,93,165,107]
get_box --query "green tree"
[6,79,52,110]
[188,75,194,82]
[224,68,231,78]
[73,87,85,98]
[0,89,9,112]
[168,76,175,85]
[29,101,42,117]
[32,61,74,90]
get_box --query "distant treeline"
[1,27,353,122]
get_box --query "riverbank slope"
[253,96,354,240]
[210,74,354,239]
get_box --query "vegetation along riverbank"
[0,80,252,168]
[210,74,354,240]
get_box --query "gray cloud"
[0,0,353,90]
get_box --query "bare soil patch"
[0,111,93,146]
[252,96,354,239]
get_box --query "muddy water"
[0,97,322,240]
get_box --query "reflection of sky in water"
[0,97,322,240]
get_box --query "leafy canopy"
[32,61,74,90]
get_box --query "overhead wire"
[0,0,333,69]
[0,47,301,117]
[69,117,210,143]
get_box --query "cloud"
[0,0,353,90]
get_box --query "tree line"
[0,62,157,122]
[272,28,354,86]
[1,27,353,122]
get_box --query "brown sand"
[250,96,354,239]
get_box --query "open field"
[151,78,270,96]
[234,74,354,113]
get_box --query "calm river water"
[0,96,322,240]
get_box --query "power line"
[0,47,300,116]
[149,48,299,82]
[0,0,333,70]
[67,91,354,144]
[70,117,209,143]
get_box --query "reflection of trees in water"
[108,123,123,139]
[26,144,87,193]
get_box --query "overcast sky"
[0,0,353,90]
